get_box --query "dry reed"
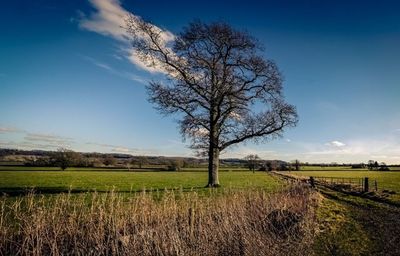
[0,185,318,256]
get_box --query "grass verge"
[1,185,317,256]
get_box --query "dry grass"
[0,186,318,256]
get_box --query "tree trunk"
[207,145,220,187]
[207,105,220,187]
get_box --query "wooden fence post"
[364,177,369,193]
[310,176,315,188]
[188,207,194,237]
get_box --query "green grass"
[0,170,281,194]
[0,166,249,172]
[0,166,133,172]
[300,166,368,171]
[313,196,370,255]
[299,166,400,171]
[314,188,400,255]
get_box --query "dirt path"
[317,189,400,255]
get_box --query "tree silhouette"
[126,18,298,187]
[53,148,75,171]
[244,154,261,173]
[292,159,301,171]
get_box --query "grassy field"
[0,169,282,194]
[300,166,367,171]
[300,166,400,171]
[1,166,400,254]
[0,166,249,172]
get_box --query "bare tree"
[126,18,298,187]
[292,159,301,171]
[168,158,184,171]
[244,154,261,173]
[133,156,148,169]
[367,160,375,170]
[53,148,75,171]
[103,155,116,166]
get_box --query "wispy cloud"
[24,133,74,146]
[0,125,74,150]
[325,140,346,148]
[111,53,123,60]
[0,126,171,156]
[81,55,147,84]
[78,0,174,74]
[0,126,23,133]
[109,146,159,156]
[86,142,118,148]
[86,141,157,155]
[110,146,141,154]
[224,146,277,159]
[0,140,63,150]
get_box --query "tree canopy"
[126,18,298,186]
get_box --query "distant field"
[299,166,400,171]
[0,170,281,194]
[0,166,248,172]
[300,166,368,171]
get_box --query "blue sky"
[1,0,399,163]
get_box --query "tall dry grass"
[0,185,319,256]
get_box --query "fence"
[271,171,400,207]
[310,176,376,193]
[271,172,377,193]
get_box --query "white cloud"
[79,0,128,41]
[79,0,174,74]
[288,137,400,164]
[126,49,167,74]
[325,140,346,147]
[111,147,133,153]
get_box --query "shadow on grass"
[317,188,400,255]
[0,186,216,197]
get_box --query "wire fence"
[271,171,400,207]
[310,176,379,193]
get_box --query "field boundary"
[270,171,400,208]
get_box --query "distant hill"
[0,148,290,168]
